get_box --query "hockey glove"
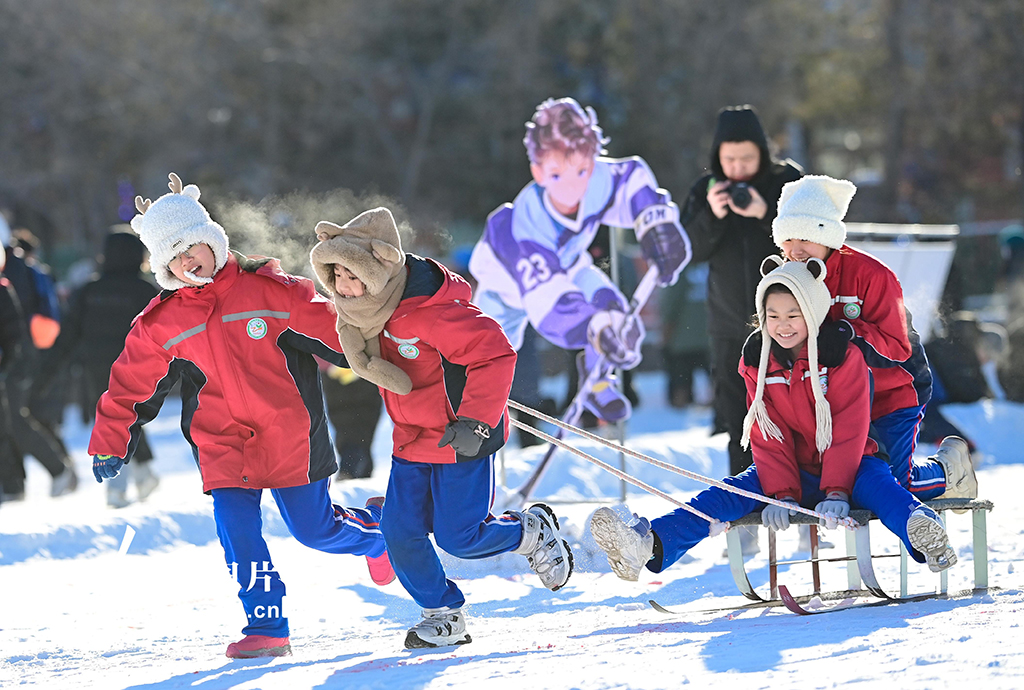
[438,416,491,457]
[587,309,645,369]
[635,204,690,287]
[817,320,854,368]
[761,499,799,531]
[93,454,125,483]
[742,330,763,368]
[814,492,850,529]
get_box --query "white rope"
[509,418,726,532]
[508,399,860,531]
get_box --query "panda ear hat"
[741,255,835,454]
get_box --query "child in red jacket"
[590,257,956,580]
[90,174,389,659]
[310,207,574,649]
[769,175,976,503]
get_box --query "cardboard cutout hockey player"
[469,98,692,422]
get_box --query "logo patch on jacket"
[398,343,420,359]
[247,317,268,340]
[843,302,861,319]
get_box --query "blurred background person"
[40,228,160,507]
[659,262,710,409]
[0,217,78,499]
[319,361,383,480]
[678,105,804,554]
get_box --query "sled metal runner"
[724,497,993,607]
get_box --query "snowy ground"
[2,373,1023,690]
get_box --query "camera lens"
[729,183,752,210]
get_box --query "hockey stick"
[509,398,860,530]
[505,266,660,510]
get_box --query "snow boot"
[933,436,977,513]
[906,507,957,573]
[364,497,395,586]
[590,507,654,581]
[134,462,160,501]
[107,469,131,508]
[50,465,79,497]
[404,607,471,649]
[576,353,632,423]
[225,634,292,658]
[511,503,574,591]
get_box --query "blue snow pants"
[873,403,946,500]
[380,454,525,610]
[212,478,386,637]
[649,456,937,572]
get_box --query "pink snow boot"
[225,634,292,658]
[365,496,396,586]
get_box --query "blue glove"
[814,492,850,529]
[93,454,125,482]
[761,499,799,531]
[438,417,491,457]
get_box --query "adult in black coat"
[44,230,161,505]
[0,261,25,502]
[679,105,803,477]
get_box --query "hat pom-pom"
[182,184,201,201]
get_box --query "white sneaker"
[134,463,160,501]
[590,507,654,581]
[907,507,957,572]
[934,436,978,511]
[404,607,471,649]
[511,503,574,591]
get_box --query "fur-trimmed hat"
[309,207,412,395]
[772,175,857,251]
[309,207,405,297]
[130,173,229,290]
[741,255,834,454]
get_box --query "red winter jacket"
[740,342,879,502]
[377,255,517,463]
[89,254,347,492]
[823,245,932,419]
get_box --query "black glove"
[817,320,855,367]
[438,416,491,457]
[742,330,763,368]
[636,205,690,287]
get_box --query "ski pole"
[510,265,661,508]
[508,398,860,530]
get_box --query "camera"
[727,182,752,210]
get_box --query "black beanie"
[710,105,770,179]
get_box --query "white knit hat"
[772,175,857,250]
[741,255,835,454]
[130,173,229,290]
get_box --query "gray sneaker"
[404,607,471,649]
[590,507,654,581]
[907,507,957,572]
[512,503,574,591]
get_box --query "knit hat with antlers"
[309,207,412,395]
[130,173,230,290]
[741,255,835,455]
